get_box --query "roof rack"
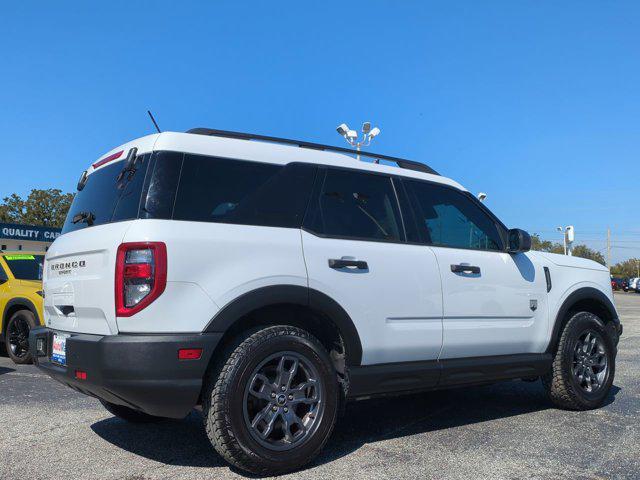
[186,128,440,176]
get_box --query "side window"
[0,264,8,283]
[142,151,184,220]
[304,168,403,242]
[172,154,316,228]
[405,179,504,251]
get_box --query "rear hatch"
[44,136,158,335]
[45,223,134,334]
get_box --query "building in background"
[0,222,61,252]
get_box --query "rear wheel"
[203,325,339,475]
[543,312,615,410]
[99,400,166,423]
[5,310,37,365]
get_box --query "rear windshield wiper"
[72,211,95,226]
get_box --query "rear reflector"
[178,348,203,360]
[92,150,124,169]
[75,370,87,380]
[123,263,153,279]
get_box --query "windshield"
[62,154,150,234]
[3,254,45,281]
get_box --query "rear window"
[3,254,45,281]
[62,155,150,233]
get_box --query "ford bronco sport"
[30,129,622,474]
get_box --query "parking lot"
[0,293,638,480]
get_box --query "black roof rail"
[185,128,440,176]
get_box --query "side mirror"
[508,228,531,253]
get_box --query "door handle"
[450,264,481,274]
[328,259,368,270]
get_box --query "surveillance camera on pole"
[556,225,575,255]
[336,121,381,160]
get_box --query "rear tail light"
[116,242,167,317]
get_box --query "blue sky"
[1,1,639,262]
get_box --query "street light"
[336,121,381,160]
[557,225,575,256]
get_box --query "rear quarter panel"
[118,220,308,333]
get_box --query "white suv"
[31,128,623,475]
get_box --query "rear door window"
[304,168,403,242]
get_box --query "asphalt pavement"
[1,293,638,480]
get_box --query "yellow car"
[0,251,45,364]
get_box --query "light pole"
[556,227,567,255]
[556,225,575,256]
[336,122,381,160]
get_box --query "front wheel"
[203,325,339,475]
[543,312,616,410]
[5,310,37,364]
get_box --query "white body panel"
[301,230,443,365]
[533,252,614,332]
[118,220,307,333]
[44,222,133,335]
[433,249,549,358]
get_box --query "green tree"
[530,234,606,265]
[0,189,74,228]
[571,244,606,266]
[611,258,640,278]
[530,234,564,254]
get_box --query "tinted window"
[62,155,149,233]
[172,154,316,228]
[305,168,403,242]
[406,180,503,251]
[3,254,45,280]
[141,151,183,220]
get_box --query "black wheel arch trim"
[203,285,363,366]
[547,287,621,353]
[2,297,40,334]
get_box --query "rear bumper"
[29,327,222,418]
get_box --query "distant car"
[628,277,640,293]
[611,278,628,291]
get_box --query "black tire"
[542,312,616,410]
[100,400,166,423]
[203,325,339,475]
[5,310,37,365]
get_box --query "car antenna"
[147,110,162,133]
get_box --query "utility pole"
[606,228,611,271]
